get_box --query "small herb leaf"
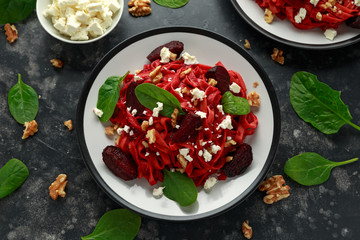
[221,91,250,115]
[8,74,39,125]
[162,169,197,207]
[0,0,36,24]
[81,209,141,240]
[135,83,185,118]
[0,158,29,199]
[290,71,360,134]
[153,0,189,8]
[96,72,129,122]
[284,152,358,186]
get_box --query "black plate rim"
[230,0,360,50]
[76,26,281,221]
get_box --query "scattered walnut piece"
[49,174,68,200]
[180,68,192,79]
[105,125,115,135]
[115,135,120,145]
[225,156,233,162]
[253,81,259,88]
[259,175,290,204]
[149,65,162,84]
[142,140,149,148]
[146,129,156,144]
[171,108,179,128]
[141,120,149,131]
[208,78,217,87]
[181,87,190,94]
[128,0,151,17]
[4,23,18,43]
[244,39,251,49]
[22,120,38,139]
[264,8,275,24]
[271,48,284,65]
[176,154,188,169]
[225,139,237,148]
[247,91,260,107]
[170,52,177,61]
[50,59,63,68]
[316,12,323,21]
[64,120,73,131]
[242,220,253,239]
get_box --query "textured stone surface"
[1,1,360,239]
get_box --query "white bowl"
[76,27,281,221]
[36,0,124,44]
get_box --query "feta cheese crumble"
[294,8,307,24]
[93,107,103,117]
[179,148,193,162]
[174,87,183,97]
[203,149,212,162]
[217,115,233,130]
[217,105,225,115]
[181,52,199,65]
[153,186,165,198]
[310,0,320,6]
[152,102,163,117]
[324,28,337,41]
[195,111,207,119]
[211,145,221,155]
[355,0,360,7]
[229,82,241,94]
[204,177,218,191]
[43,0,121,41]
[149,117,154,125]
[190,88,205,102]
[160,47,171,63]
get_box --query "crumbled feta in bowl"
[36,0,124,44]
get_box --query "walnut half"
[22,120,38,139]
[49,174,68,200]
[242,220,253,239]
[128,0,151,17]
[259,175,290,204]
[4,23,18,43]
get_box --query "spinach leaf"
[135,83,185,118]
[81,209,141,240]
[284,152,358,186]
[8,74,39,125]
[221,91,250,115]
[0,158,29,199]
[153,0,189,8]
[0,0,36,24]
[162,169,197,207]
[290,71,360,134]
[96,72,129,122]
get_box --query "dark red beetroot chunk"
[126,82,145,115]
[205,65,230,95]
[346,16,360,29]
[146,41,184,62]
[102,146,138,180]
[171,112,202,143]
[222,143,252,177]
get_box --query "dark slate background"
[1,1,359,239]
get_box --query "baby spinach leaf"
[8,73,39,125]
[221,91,250,115]
[96,72,129,122]
[135,83,185,118]
[162,169,197,207]
[0,0,36,24]
[153,0,189,8]
[0,158,29,199]
[81,209,141,240]
[284,152,358,186]
[290,71,360,134]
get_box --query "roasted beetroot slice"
[222,143,252,177]
[102,146,138,181]
[146,41,184,62]
[171,112,202,143]
[125,82,145,115]
[346,16,360,29]
[205,66,230,94]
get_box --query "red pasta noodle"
[255,0,360,31]
[110,58,258,187]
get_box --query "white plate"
[231,0,360,49]
[76,27,280,221]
